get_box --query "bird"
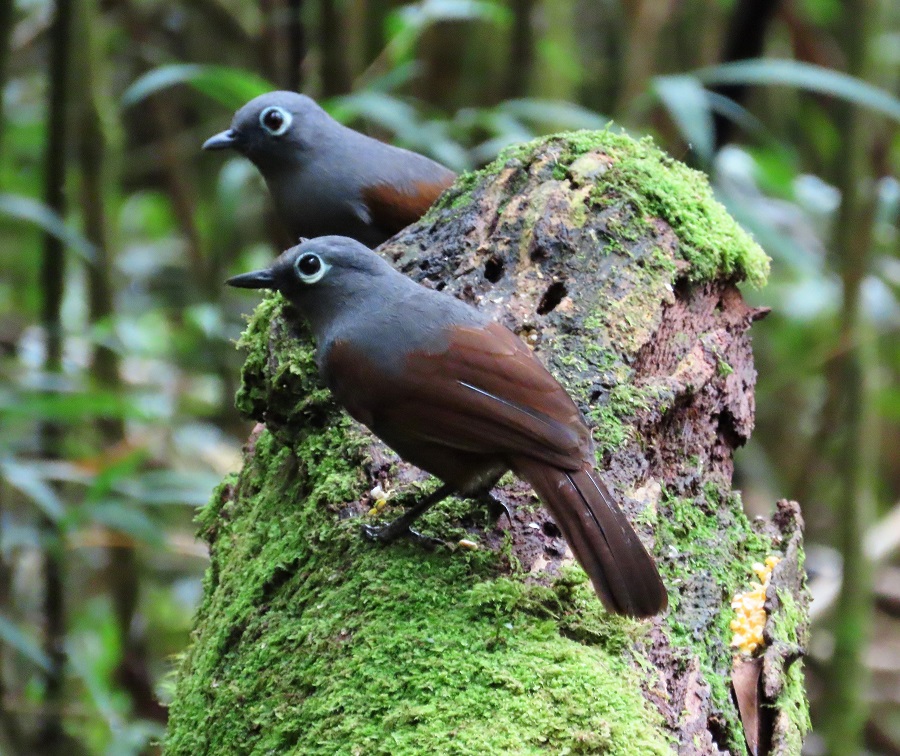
[226,236,668,618]
[203,92,457,248]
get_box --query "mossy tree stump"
[166,133,809,755]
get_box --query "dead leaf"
[732,656,763,755]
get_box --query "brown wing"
[361,175,455,237]
[326,322,592,471]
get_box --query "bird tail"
[513,459,667,618]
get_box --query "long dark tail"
[514,459,667,618]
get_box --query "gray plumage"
[204,93,456,247]
[226,236,668,618]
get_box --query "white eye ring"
[259,106,293,136]
[294,252,329,284]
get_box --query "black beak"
[226,269,276,290]
[203,129,239,151]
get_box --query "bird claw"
[482,493,513,526]
[361,522,444,549]
[360,521,399,543]
[407,528,445,549]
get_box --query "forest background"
[0,0,897,753]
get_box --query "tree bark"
[165,132,809,755]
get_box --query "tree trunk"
[165,132,809,755]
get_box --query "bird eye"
[259,106,292,136]
[294,252,328,284]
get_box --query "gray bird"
[226,236,668,618]
[203,92,457,247]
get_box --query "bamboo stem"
[0,0,14,167]
[319,0,352,96]
[287,0,306,91]
[74,0,167,725]
[820,0,880,752]
[37,0,74,750]
[711,0,782,148]
[505,0,535,98]
[0,483,26,754]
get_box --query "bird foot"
[361,522,444,549]
[360,482,454,548]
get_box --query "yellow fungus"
[729,556,780,655]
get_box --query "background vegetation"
[0,0,897,753]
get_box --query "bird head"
[203,91,332,170]
[226,236,395,330]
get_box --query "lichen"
[423,130,796,749]
[768,587,812,751]
[432,130,769,288]
[653,487,775,754]
[168,130,803,754]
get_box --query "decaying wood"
[165,133,809,755]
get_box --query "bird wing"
[360,174,456,238]
[326,322,592,470]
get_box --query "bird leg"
[361,482,455,544]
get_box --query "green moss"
[170,130,803,753]
[588,382,664,455]
[769,587,812,750]
[568,191,589,228]
[433,130,769,288]
[169,424,673,754]
[167,302,674,756]
[654,488,774,753]
[586,141,769,286]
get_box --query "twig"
[809,502,900,620]
[75,0,167,725]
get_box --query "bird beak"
[226,269,275,290]
[203,129,239,151]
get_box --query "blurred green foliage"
[0,0,898,753]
